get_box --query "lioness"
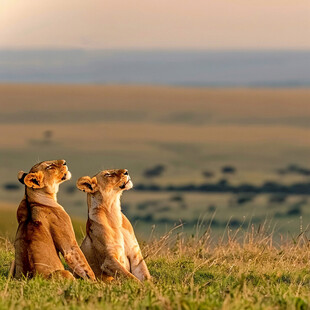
[14,159,95,280]
[77,169,151,282]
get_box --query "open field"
[0,84,310,237]
[1,228,310,309]
[1,85,310,308]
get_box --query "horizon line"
[1,47,310,52]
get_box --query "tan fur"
[77,169,151,282]
[13,160,95,281]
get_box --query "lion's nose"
[63,161,67,166]
[124,171,128,176]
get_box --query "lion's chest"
[112,242,129,268]
[105,231,127,262]
[92,223,130,271]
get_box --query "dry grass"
[1,223,310,308]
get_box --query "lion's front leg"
[128,248,151,281]
[123,229,151,281]
[62,244,96,280]
[49,270,75,280]
[101,257,140,282]
[51,219,96,281]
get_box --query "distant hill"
[0,50,309,86]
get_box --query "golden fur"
[14,159,95,280]
[77,169,151,282]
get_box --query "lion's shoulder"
[17,199,28,223]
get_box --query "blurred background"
[0,0,310,241]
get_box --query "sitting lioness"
[14,159,95,280]
[76,169,151,282]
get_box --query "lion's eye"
[46,165,53,170]
[104,173,111,177]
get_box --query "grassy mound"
[1,227,310,309]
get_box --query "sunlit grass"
[1,224,310,309]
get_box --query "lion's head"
[76,169,133,195]
[17,159,71,193]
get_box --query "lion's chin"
[119,179,133,190]
[124,180,133,190]
[61,171,72,182]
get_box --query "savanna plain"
[0,84,310,309]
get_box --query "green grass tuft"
[1,226,310,309]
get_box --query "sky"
[0,0,309,50]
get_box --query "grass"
[1,225,310,309]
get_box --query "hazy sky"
[0,0,309,50]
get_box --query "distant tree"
[269,194,287,204]
[170,195,183,202]
[236,195,254,205]
[3,183,20,191]
[229,194,254,206]
[207,205,216,213]
[142,214,154,222]
[218,179,228,186]
[202,170,214,178]
[288,164,310,176]
[143,165,166,178]
[286,199,307,216]
[287,206,301,216]
[229,219,242,228]
[221,166,236,174]
[210,219,221,228]
[276,164,310,176]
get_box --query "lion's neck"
[25,188,61,208]
[88,191,123,229]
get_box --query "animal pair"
[13,159,151,282]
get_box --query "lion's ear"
[17,171,28,184]
[76,176,98,193]
[23,171,44,189]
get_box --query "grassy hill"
[0,227,310,309]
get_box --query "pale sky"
[0,0,309,50]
